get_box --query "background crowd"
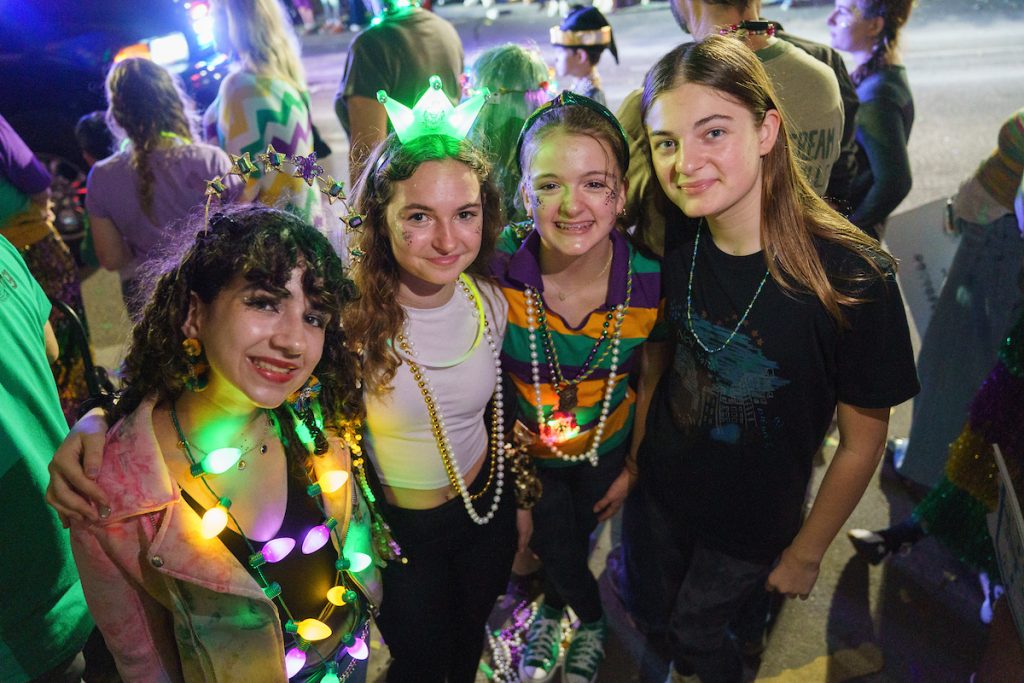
[2,0,1022,682]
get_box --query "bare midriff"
[380,447,487,510]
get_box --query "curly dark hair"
[110,205,363,448]
[344,133,503,395]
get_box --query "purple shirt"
[0,115,52,225]
[86,142,239,279]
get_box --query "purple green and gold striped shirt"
[492,225,662,467]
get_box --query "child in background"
[549,5,619,106]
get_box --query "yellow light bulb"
[318,470,349,494]
[200,498,231,538]
[326,586,350,606]
[296,618,332,642]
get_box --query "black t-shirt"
[639,229,919,563]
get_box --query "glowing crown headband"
[377,75,489,144]
[203,147,368,263]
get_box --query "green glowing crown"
[377,75,488,144]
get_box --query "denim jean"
[899,215,1024,487]
[529,443,627,622]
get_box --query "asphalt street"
[78,1,1024,680]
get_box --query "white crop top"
[364,278,508,489]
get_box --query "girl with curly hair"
[65,205,380,682]
[87,57,239,317]
[341,131,530,683]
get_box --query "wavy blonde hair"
[640,36,894,323]
[220,0,307,90]
[344,134,503,395]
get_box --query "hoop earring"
[182,338,209,392]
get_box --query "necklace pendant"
[557,385,578,412]
[557,291,567,302]
[237,459,247,471]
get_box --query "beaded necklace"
[524,256,633,466]
[686,224,770,354]
[169,402,369,680]
[396,274,507,525]
[716,20,777,38]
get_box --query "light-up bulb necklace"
[169,401,370,680]
[524,256,632,466]
[396,274,507,524]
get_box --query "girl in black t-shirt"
[625,35,919,682]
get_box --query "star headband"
[377,75,489,144]
[203,147,367,263]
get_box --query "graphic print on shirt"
[667,299,789,447]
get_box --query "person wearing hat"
[549,5,619,106]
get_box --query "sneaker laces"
[566,622,605,673]
[524,613,561,666]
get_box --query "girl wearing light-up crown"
[66,205,381,682]
[492,92,663,683]
[339,79,531,683]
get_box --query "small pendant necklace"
[175,408,272,471]
[686,223,770,355]
[548,245,613,302]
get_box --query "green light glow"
[378,75,489,144]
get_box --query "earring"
[182,338,209,392]
[287,374,322,415]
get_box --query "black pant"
[374,464,516,683]
[528,444,626,623]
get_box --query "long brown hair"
[849,0,914,86]
[344,134,503,394]
[111,205,362,454]
[640,36,893,323]
[105,58,195,220]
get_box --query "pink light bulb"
[285,647,306,677]
[347,636,369,661]
[302,525,330,554]
[261,537,295,563]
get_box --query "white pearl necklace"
[524,288,626,467]
[398,276,506,525]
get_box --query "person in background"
[87,58,239,318]
[617,0,844,256]
[74,112,114,168]
[0,234,95,683]
[549,5,619,107]
[828,0,915,238]
[334,0,463,183]
[467,43,553,224]
[205,0,333,235]
[888,108,1024,489]
[0,114,91,423]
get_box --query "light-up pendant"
[307,470,349,496]
[326,586,359,606]
[286,618,332,642]
[200,497,232,538]
[321,662,341,683]
[190,447,242,476]
[285,645,308,678]
[348,636,369,660]
[302,517,338,554]
[539,411,580,445]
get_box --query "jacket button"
[150,555,164,568]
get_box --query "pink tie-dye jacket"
[69,396,383,682]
